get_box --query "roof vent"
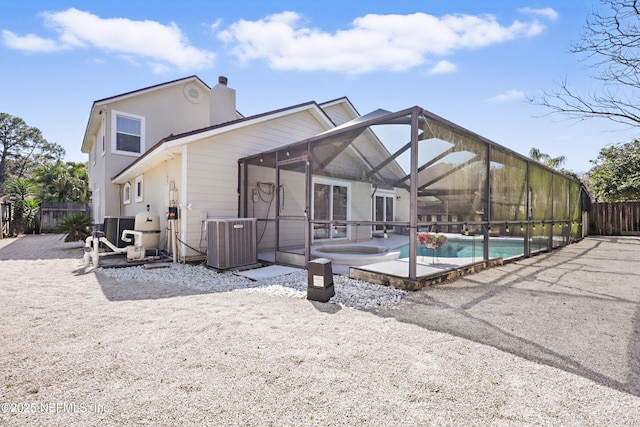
[218,76,228,86]
[183,83,202,104]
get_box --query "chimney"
[210,76,236,126]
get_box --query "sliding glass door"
[313,180,349,240]
[374,193,395,231]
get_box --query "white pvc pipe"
[83,235,93,268]
[121,229,143,247]
[92,237,100,268]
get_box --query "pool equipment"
[83,210,162,267]
[122,211,161,261]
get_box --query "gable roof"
[111,100,339,183]
[81,75,210,153]
[319,97,360,117]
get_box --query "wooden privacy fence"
[39,202,92,233]
[589,201,640,236]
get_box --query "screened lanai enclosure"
[238,106,586,286]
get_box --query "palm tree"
[34,160,89,202]
[529,148,567,169]
[56,213,92,242]
[5,177,39,235]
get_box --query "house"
[82,76,408,264]
[82,76,585,285]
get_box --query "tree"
[529,148,567,169]
[0,113,65,187]
[528,147,580,179]
[55,213,92,242]
[34,160,89,202]
[589,139,640,200]
[5,177,40,235]
[532,0,640,126]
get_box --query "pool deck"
[357,256,485,276]
[350,256,506,290]
[260,234,525,289]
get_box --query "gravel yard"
[1,234,639,426]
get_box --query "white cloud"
[2,8,215,72]
[2,29,67,52]
[487,89,525,102]
[218,11,547,74]
[428,60,457,75]
[518,7,559,21]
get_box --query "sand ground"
[1,234,639,426]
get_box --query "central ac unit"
[206,218,257,270]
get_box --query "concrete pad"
[357,256,480,278]
[234,265,301,281]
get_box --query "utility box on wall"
[206,218,257,270]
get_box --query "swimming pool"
[398,238,525,259]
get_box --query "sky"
[1,0,638,174]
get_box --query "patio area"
[260,232,520,289]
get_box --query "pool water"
[398,238,525,259]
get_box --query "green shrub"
[56,213,93,242]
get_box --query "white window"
[134,175,143,203]
[123,182,131,205]
[111,110,145,156]
[312,178,350,241]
